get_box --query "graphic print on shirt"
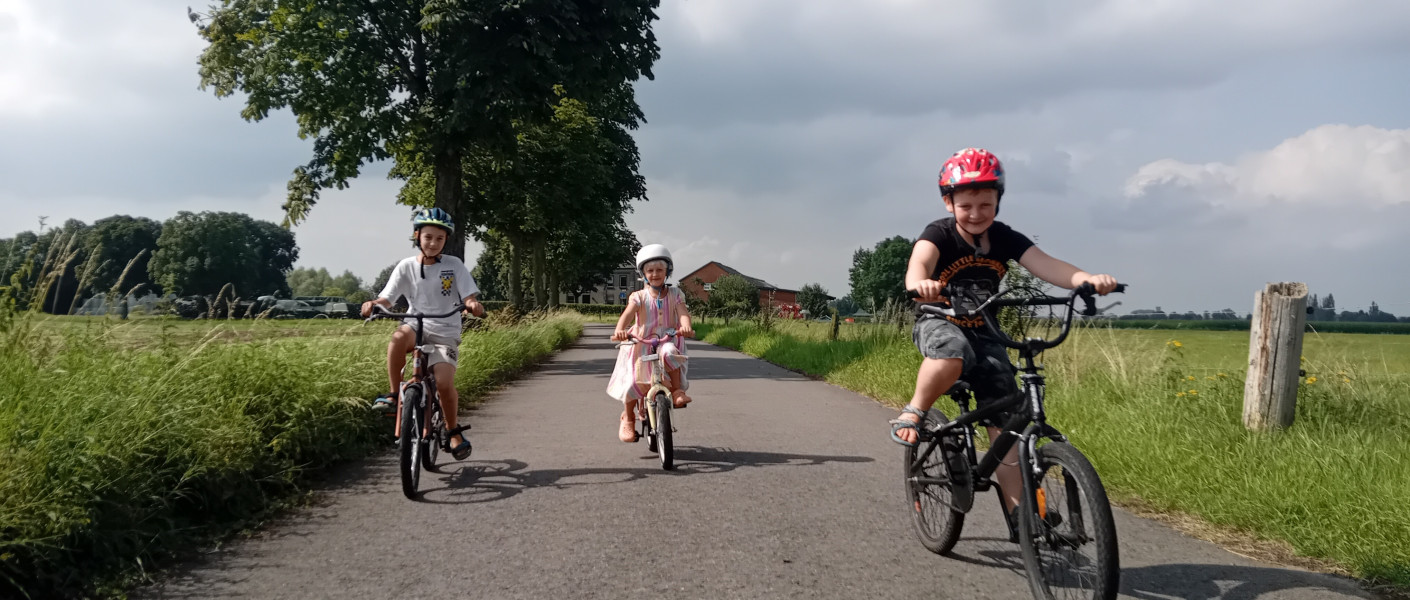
[440,270,455,296]
[935,254,1008,328]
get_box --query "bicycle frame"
[626,331,678,431]
[366,305,467,439]
[908,283,1125,505]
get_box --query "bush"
[0,310,581,597]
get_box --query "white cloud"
[1125,124,1410,208]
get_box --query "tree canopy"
[148,211,298,298]
[848,235,912,312]
[194,0,661,260]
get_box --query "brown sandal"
[671,389,692,409]
[618,415,638,443]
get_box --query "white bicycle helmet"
[635,244,674,279]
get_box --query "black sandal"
[445,424,472,460]
[889,406,927,446]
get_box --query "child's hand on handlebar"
[360,300,378,318]
[1081,274,1120,295]
[678,325,694,339]
[910,280,947,302]
[611,329,629,342]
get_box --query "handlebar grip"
[905,286,954,301]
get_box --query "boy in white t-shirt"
[360,208,485,460]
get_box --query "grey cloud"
[641,1,1410,128]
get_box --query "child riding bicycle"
[361,207,485,460]
[606,244,695,443]
[890,148,1118,519]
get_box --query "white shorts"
[400,325,460,369]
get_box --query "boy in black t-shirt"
[890,148,1118,520]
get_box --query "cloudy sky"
[3,1,1410,315]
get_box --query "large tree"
[193,0,660,260]
[848,235,912,312]
[82,215,162,296]
[148,211,298,297]
[797,283,831,318]
[401,89,646,308]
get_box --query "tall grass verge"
[0,309,581,598]
[696,320,1410,590]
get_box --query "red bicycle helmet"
[938,148,1005,199]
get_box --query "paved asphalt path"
[141,323,1371,599]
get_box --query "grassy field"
[695,319,1410,590]
[0,310,582,599]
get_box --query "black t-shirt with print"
[914,217,1035,327]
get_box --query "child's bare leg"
[433,362,459,431]
[386,326,414,433]
[386,326,414,394]
[895,357,963,444]
[988,426,1022,512]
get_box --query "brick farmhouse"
[676,261,798,307]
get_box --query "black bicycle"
[903,281,1125,600]
[367,305,474,499]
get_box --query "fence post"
[830,308,840,341]
[1242,282,1308,431]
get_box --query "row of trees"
[1,212,297,313]
[193,0,661,311]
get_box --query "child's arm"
[1018,246,1118,294]
[461,293,485,318]
[905,240,945,300]
[611,298,635,341]
[677,293,694,338]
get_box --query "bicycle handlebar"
[619,329,680,347]
[364,305,475,324]
[906,282,1126,352]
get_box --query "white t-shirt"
[378,255,479,339]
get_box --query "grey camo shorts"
[912,316,1020,425]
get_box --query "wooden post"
[1243,282,1308,431]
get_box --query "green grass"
[1099,319,1410,335]
[0,309,582,599]
[696,320,1410,589]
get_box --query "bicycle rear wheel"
[904,409,967,554]
[1017,441,1119,600]
[399,386,423,500]
[422,399,443,472]
[653,392,673,470]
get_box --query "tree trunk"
[1243,282,1308,431]
[433,148,465,260]
[547,264,560,309]
[532,240,546,309]
[508,237,524,308]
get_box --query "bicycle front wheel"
[904,409,966,555]
[1017,441,1119,600]
[399,386,423,500]
[653,392,674,470]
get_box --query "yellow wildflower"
[1342,377,1351,384]
[1306,376,1318,384]
[1173,341,1183,348]
[1186,375,1196,381]
[1206,376,1217,381]
[1188,389,1198,395]
[1175,392,1186,397]
[1217,372,1228,378]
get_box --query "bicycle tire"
[904,409,966,554]
[1017,442,1119,600]
[399,385,423,500]
[422,399,443,472]
[654,392,673,470]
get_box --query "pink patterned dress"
[606,286,689,403]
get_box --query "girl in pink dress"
[606,244,695,442]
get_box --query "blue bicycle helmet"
[411,207,454,233]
